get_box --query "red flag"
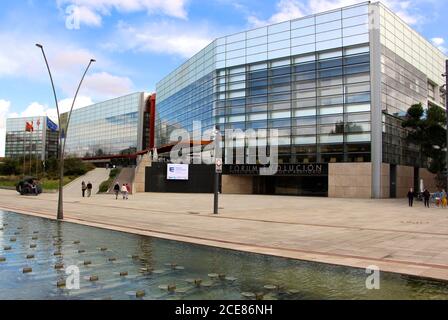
[25,121,34,132]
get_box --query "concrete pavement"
[0,189,447,281]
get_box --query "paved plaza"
[1,189,448,281]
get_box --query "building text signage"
[223,163,328,176]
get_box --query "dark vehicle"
[16,177,43,196]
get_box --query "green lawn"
[0,176,76,191]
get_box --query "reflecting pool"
[0,210,447,300]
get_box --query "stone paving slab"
[0,189,447,281]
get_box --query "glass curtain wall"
[216,44,372,165]
[64,93,141,157]
[5,117,45,160]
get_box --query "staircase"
[108,167,136,194]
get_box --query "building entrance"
[253,176,328,197]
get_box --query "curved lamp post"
[36,43,95,220]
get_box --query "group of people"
[113,182,131,200]
[81,181,93,197]
[407,188,448,208]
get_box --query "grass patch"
[0,175,76,191]
[98,168,122,193]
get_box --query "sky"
[0,0,448,156]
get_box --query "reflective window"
[291,26,315,38]
[316,20,341,33]
[316,11,341,24]
[291,17,315,29]
[269,21,290,34]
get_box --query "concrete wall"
[420,168,438,192]
[222,176,253,194]
[328,163,372,198]
[396,165,414,198]
[381,163,390,198]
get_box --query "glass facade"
[63,93,144,158]
[216,45,372,164]
[156,2,446,171]
[5,116,58,160]
[156,3,372,164]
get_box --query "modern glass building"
[62,93,152,159]
[5,116,59,160]
[155,1,447,198]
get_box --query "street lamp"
[443,60,448,190]
[212,126,222,214]
[36,43,95,220]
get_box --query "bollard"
[100,247,107,251]
[4,246,12,251]
[194,279,202,287]
[89,275,99,282]
[23,267,32,274]
[56,280,66,288]
[26,254,35,259]
[78,249,86,254]
[30,244,37,249]
[108,257,117,262]
[119,271,128,277]
[32,236,38,240]
[55,264,64,270]
[84,261,92,266]
[10,237,16,242]
[54,252,62,256]
[168,285,176,293]
[73,241,80,244]
[136,290,145,298]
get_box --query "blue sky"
[0,0,448,156]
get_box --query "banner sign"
[167,164,189,180]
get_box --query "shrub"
[99,180,111,193]
[109,168,120,179]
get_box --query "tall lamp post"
[36,43,95,220]
[444,60,448,190]
[213,126,222,215]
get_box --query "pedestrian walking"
[113,182,120,200]
[442,189,447,208]
[423,188,431,208]
[81,181,87,198]
[407,188,414,207]
[87,182,93,197]
[121,184,128,200]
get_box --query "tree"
[402,103,447,189]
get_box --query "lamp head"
[35,43,43,48]
[90,59,96,63]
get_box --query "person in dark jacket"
[113,182,120,200]
[86,182,93,197]
[423,189,431,208]
[81,181,87,198]
[407,188,414,207]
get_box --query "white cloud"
[106,21,213,58]
[248,0,425,27]
[0,100,11,157]
[82,72,134,98]
[57,0,189,27]
[431,37,447,53]
[249,0,306,28]
[4,96,93,128]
